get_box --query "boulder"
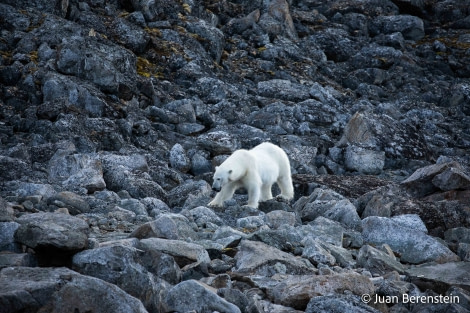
[370,15,425,40]
[362,216,459,264]
[0,267,148,313]
[306,294,381,313]
[14,212,89,252]
[131,213,198,240]
[0,222,20,252]
[255,273,375,310]
[356,244,405,275]
[233,240,315,276]
[47,191,91,215]
[406,262,470,294]
[166,280,241,313]
[72,244,169,312]
[138,238,211,266]
[344,145,385,175]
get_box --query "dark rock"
[14,212,89,265]
[356,244,405,275]
[0,222,20,252]
[47,191,91,215]
[131,213,198,240]
[166,280,241,313]
[72,244,169,313]
[0,267,148,313]
[370,15,425,40]
[305,294,381,313]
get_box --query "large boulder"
[362,216,459,264]
[0,267,148,313]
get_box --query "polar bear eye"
[228,170,232,174]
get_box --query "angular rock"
[234,240,315,276]
[169,143,191,173]
[295,188,362,230]
[72,244,169,313]
[14,212,89,252]
[131,213,198,240]
[0,266,148,313]
[186,19,225,63]
[257,79,310,102]
[306,294,381,313]
[302,238,336,266]
[0,253,37,269]
[258,0,298,40]
[166,280,241,313]
[56,36,137,97]
[344,145,385,175]
[264,210,296,229]
[139,238,211,265]
[256,273,375,310]
[187,206,224,230]
[167,179,211,208]
[432,166,470,191]
[0,197,14,222]
[370,15,425,40]
[357,244,405,275]
[406,262,470,294]
[362,216,459,264]
[47,191,91,215]
[401,161,464,196]
[0,222,20,252]
[197,130,241,155]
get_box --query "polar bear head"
[211,166,233,192]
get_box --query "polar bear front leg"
[260,183,273,201]
[246,185,261,208]
[209,182,238,207]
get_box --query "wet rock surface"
[1,0,470,312]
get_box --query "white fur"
[208,142,294,208]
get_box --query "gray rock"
[307,217,346,247]
[432,166,470,191]
[72,244,169,312]
[166,280,241,313]
[119,198,148,216]
[234,240,315,276]
[110,18,150,54]
[356,244,405,275]
[257,79,310,102]
[0,222,20,252]
[139,238,211,265]
[0,253,37,269]
[169,143,191,173]
[445,227,470,244]
[0,156,30,181]
[391,214,428,233]
[0,266,148,313]
[56,36,136,98]
[401,161,461,196]
[302,238,336,266]
[362,216,459,264]
[131,213,198,240]
[406,262,470,294]
[167,179,212,208]
[14,212,89,252]
[256,272,375,310]
[47,191,91,215]
[264,210,296,229]
[237,215,265,229]
[295,188,362,230]
[187,206,224,230]
[319,241,356,268]
[344,145,385,175]
[197,130,241,155]
[370,15,424,40]
[258,0,298,40]
[0,197,14,222]
[186,19,225,63]
[306,294,381,313]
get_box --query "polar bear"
[208,142,294,208]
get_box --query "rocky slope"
[1,0,470,312]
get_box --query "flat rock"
[406,262,470,294]
[139,238,211,265]
[253,273,375,310]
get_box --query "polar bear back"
[249,142,291,183]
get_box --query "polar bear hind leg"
[277,175,294,200]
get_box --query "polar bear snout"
[212,185,221,192]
